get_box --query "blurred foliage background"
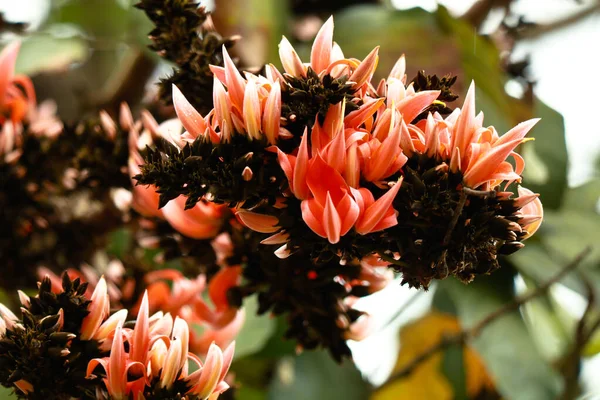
[1,0,600,399]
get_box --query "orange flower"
[196,48,284,144]
[86,323,146,400]
[412,82,539,190]
[142,267,243,355]
[516,186,543,239]
[277,17,379,94]
[300,153,360,244]
[0,42,35,125]
[162,196,226,240]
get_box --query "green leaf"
[521,99,568,209]
[106,228,131,259]
[13,32,88,76]
[234,296,276,359]
[441,343,467,400]
[443,276,563,399]
[268,350,371,400]
[254,316,296,359]
[236,386,268,400]
[518,278,573,362]
[562,179,600,213]
[0,387,17,400]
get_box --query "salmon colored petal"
[389,54,406,81]
[306,153,348,204]
[236,210,280,233]
[310,16,334,74]
[276,148,295,186]
[494,118,540,148]
[301,198,326,238]
[337,193,360,236]
[208,266,241,311]
[396,90,440,123]
[279,36,306,77]
[293,129,310,199]
[219,341,235,381]
[213,77,232,137]
[356,178,403,235]
[243,80,261,140]
[173,84,207,139]
[209,65,226,84]
[260,231,290,244]
[518,186,543,239]
[222,46,246,109]
[463,138,525,188]
[325,125,346,174]
[80,276,109,340]
[130,291,150,363]
[262,81,281,144]
[323,192,342,244]
[345,143,360,188]
[350,46,379,90]
[345,97,385,129]
[452,81,477,155]
[194,343,224,398]
[0,41,19,99]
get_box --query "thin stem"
[381,246,592,387]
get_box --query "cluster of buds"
[0,274,234,399]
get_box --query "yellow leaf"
[372,312,498,400]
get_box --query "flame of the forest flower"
[277,16,379,94]
[0,42,36,163]
[0,41,36,125]
[86,323,146,400]
[516,186,543,239]
[352,178,403,235]
[142,267,243,355]
[301,154,360,244]
[80,277,110,340]
[236,209,281,233]
[412,81,539,190]
[128,110,164,219]
[186,342,235,398]
[202,47,284,144]
[0,303,18,333]
[163,196,226,240]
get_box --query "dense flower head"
[0,272,236,399]
[0,274,112,398]
[87,291,234,400]
[140,267,244,354]
[127,105,228,239]
[135,14,544,354]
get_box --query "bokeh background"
[1,0,600,399]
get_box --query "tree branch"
[381,246,592,386]
[463,0,514,30]
[514,1,600,40]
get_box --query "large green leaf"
[518,278,573,362]
[13,32,88,76]
[511,181,600,296]
[0,387,17,400]
[268,350,371,400]
[444,276,563,399]
[234,296,276,359]
[521,100,569,209]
